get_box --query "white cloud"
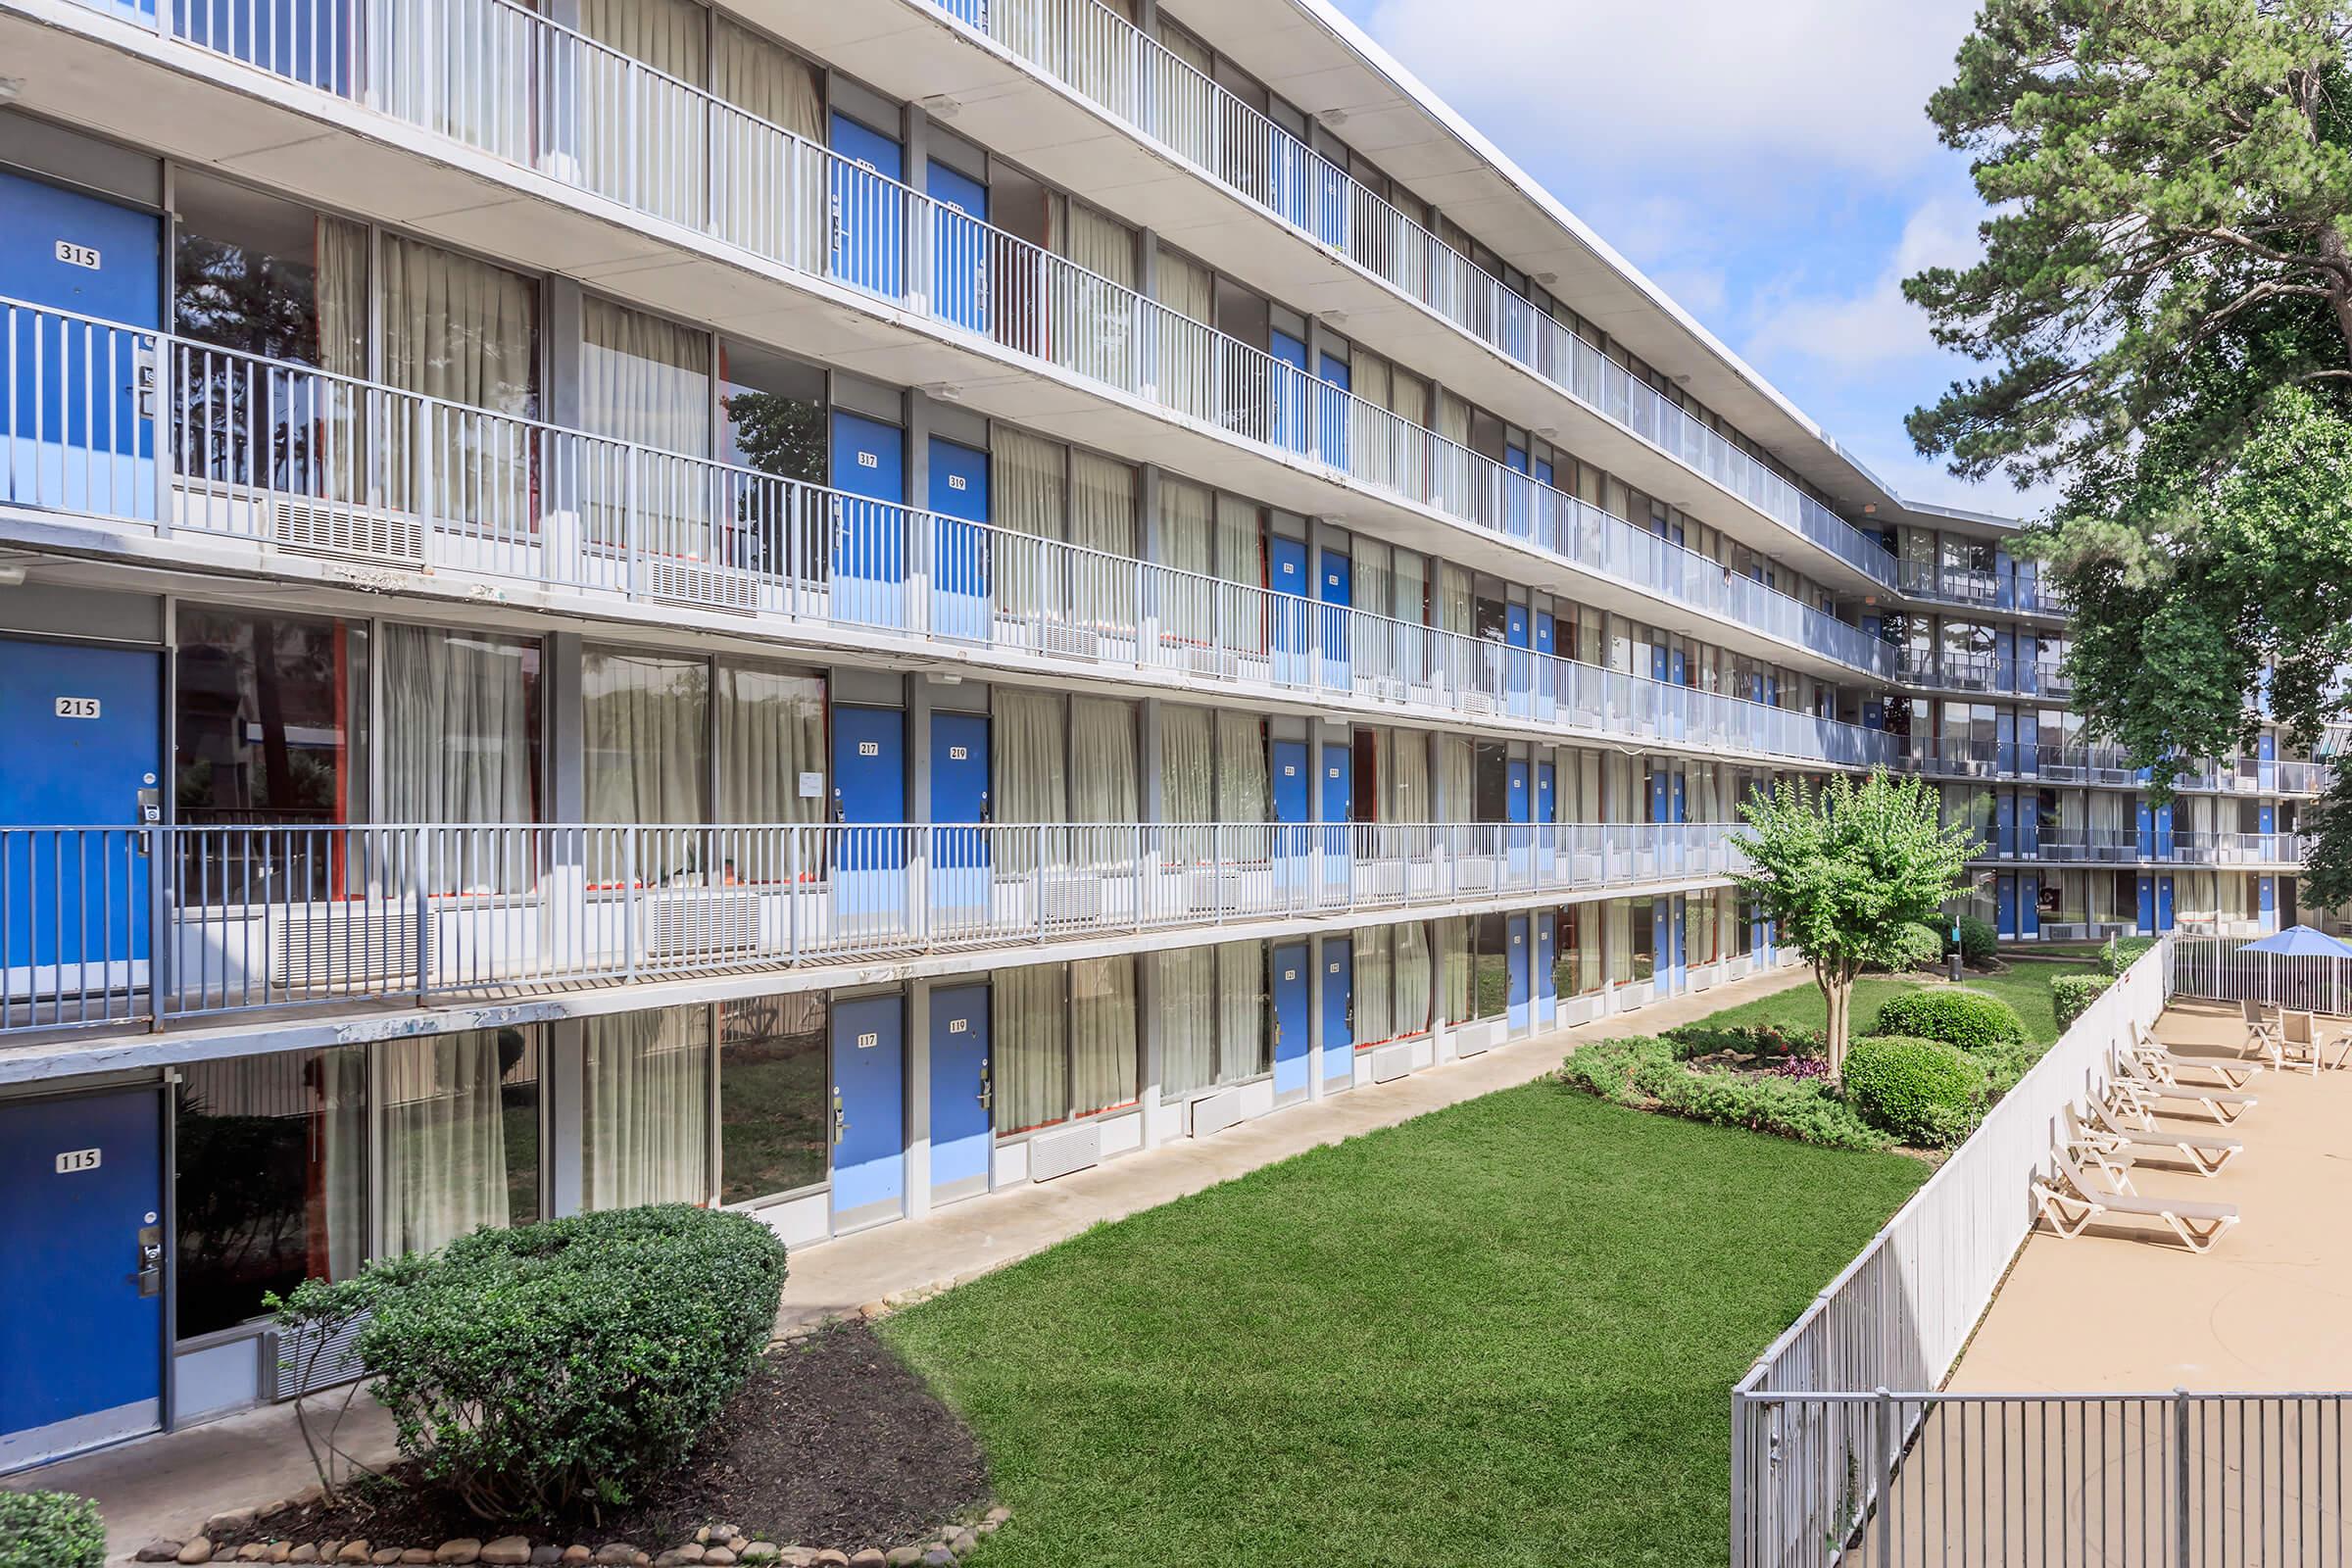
[1743,199,1979,373]
[1651,265,1728,317]
[1352,0,1978,181]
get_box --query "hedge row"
[1559,1038,1889,1152]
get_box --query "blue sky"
[1330,0,2051,518]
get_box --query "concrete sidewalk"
[21,964,1806,1561]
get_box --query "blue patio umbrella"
[2237,924,2352,958]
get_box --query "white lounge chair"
[2131,1027,2262,1090]
[2278,1011,2352,1075]
[2110,1049,2259,1124]
[2078,1099,2242,1177]
[2033,1145,2239,1253]
[2241,997,2282,1061]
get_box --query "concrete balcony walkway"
[18,964,1808,1561]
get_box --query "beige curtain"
[1053,198,1139,391]
[711,20,826,268]
[581,297,712,557]
[1149,20,1217,169]
[1216,940,1265,1077]
[583,649,710,880]
[1152,247,1215,419]
[1395,921,1432,1037]
[1356,925,1394,1047]
[380,1030,519,1254]
[577,0,709,226]
[995,689,1065,876]
[1384,730,1430,823]
[1160,704,1215,825]
[382,624,536,891]
[1158,475,1214,647]
[713,662,822,881]
[1437,916,1470,1024]
[1072,451,1136,631]
[311,218,368,502]
[1071,697,1139,826]
[1216,711,1268,823]
[1070,956,1139,1115]
[1438,735,1474,823]
[992,426,1065,621]
[996,962,1068,1132]
[378,234,537,529]
[1153,947,1217,1101]
[584,1006,711,1208]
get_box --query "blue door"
[1506,913,1531,1036]
[2260,876,2278,933]
[1997,874,2018,939]
[1534,911,1556,1029]
[0,639,160,988]
[1320,937,1353,1088]
[1,1087,164,1468]
[831,994,906,1231]
[2157,876,2176,933]
[1317,546,1351,691]
[928,982,991,1205]
[1503,445,1530,540]
[831,411,906,628]
[1273,739,1310,905]
[1532,612,1556,719]
[1670,896,1689,992]
[2,172,162,520]
[1996,710,2017,774]
[2020,796,2040,857]
[927,435,990,643]
[1269,535,1310,687]
[1320,741,1352,903]
[1272,941,1311,1100]
[2259,732,2278,791]
[1996,795,2016,858]
[1269,329,1309,456]
[2021,875,2040,939]
[2136,800,2155,859]
[927,160,989,334]
[1535,761,1557,882]
[1317,353,1350,469]
[1651,900,1674,995]
[2155,802,2175,859]
[1504,603,1531,717]
[832,707,907,937]
[829,114,906,300]
[929,710,989,927]
[2137,875,2156,935]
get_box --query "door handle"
[831,1089,848,1146]
[133,1224,163,1298]
[976,1054,992,1112]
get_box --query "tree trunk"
[1826,976,1851,1082]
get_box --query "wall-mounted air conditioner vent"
[1029,1123,1101,1182]
[645,892,762,959]
[272,906,419,991]
[265,1312,369,1401]
[640,557,760,612]
[1188,1088,1243,1139]
[270,499,426,565]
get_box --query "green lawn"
[881,1085,1926,1568]
[1688,960,2106,1049]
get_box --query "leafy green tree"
[1906,0,2352,901]
[1731,772,1976,1081]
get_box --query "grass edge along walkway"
[882,1082,1924,1568]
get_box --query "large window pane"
[1070,956,1139,1116]
[380,1027,540,1256]
[584,648,710,880]
[381,623,540,838]
[584,1006,712,1209]
[1472,911,1508,1020]
[173,1047,366,1339]
[1152,948,1217,1102]
[719,993,829,1204]
[1216,941,1267,1079]
[996,963,1068,1134]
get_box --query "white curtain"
[1152,246,1215,418]
[1216,941,1265,1077]
[1160,704,1214,825]
[711,19,825,266]
[378,234,537,527]
[996,689,1065,875]
[1215,494,1262,654]
[715,662,823,882]
[1216,710,1267,823]
[1070,956,1138,1114]
[1438,916,1470,1023]
[1385,730,1430,825]
[1158,476,1214,646]
[1436,563,1473,636]
[313,218,368,501]
[1152,947,1216,1101]
[578,0,709,227]
[995,963,1067,1132]
[1356,925,1394,1046]
[1054,199,1138,391]
[383,625,536,892]
[992,426,1066,622]
[1438,734,1475,823]
[584,1006,711,1209]
[581,297,713,556]
[1071,697,1139,827]
[584,649,710,882]
[380,1029,517,1254]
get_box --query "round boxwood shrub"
[2052,972,2114,1034]
[1842,1035,1988,1148]
[1879,921,1946,972]
[289,1204,789,1520]
[0,1490,105,1568]
[1869,987,2030,1054]
[1948,914,1999,966]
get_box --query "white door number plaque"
[55,1148,102,1174]
[54,697,102,719]
[55,240,102,270]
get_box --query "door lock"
[976,1054,992,1113]
[831,1089,848,1146]
[133,1223,163,1298]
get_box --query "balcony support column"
[905,976,934,1219]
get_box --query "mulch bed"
[213,1320,992,1556]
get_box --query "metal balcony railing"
[0,293,1898,772]
[917,0,1901,589]
[1892,559,2068,615]
[2006,829,2309,866]
[63,0,1898,681]
[0,819,1740,1035]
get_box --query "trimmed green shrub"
[1877,921,1946,972]
[1660,1021,1824,1061]
[1868,988,2030,1054]
[1842,1036,1987,1148]
[1947,914,1999,965]
[1963,1037,2034,1095]
[2103,935,2158,976]
[2053,972,2114,1034]
[1560,1038,1889,1152]
[279,1204,789,1519]
[0,1491,104,1568]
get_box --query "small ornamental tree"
[1731,771,1975,1082]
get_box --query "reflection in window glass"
[1472,911,1509,1020]
[720,993,830,1204]
[174,1048,366,1339]
[175,606,368,828]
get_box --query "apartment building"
[0,0,2326,1471]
